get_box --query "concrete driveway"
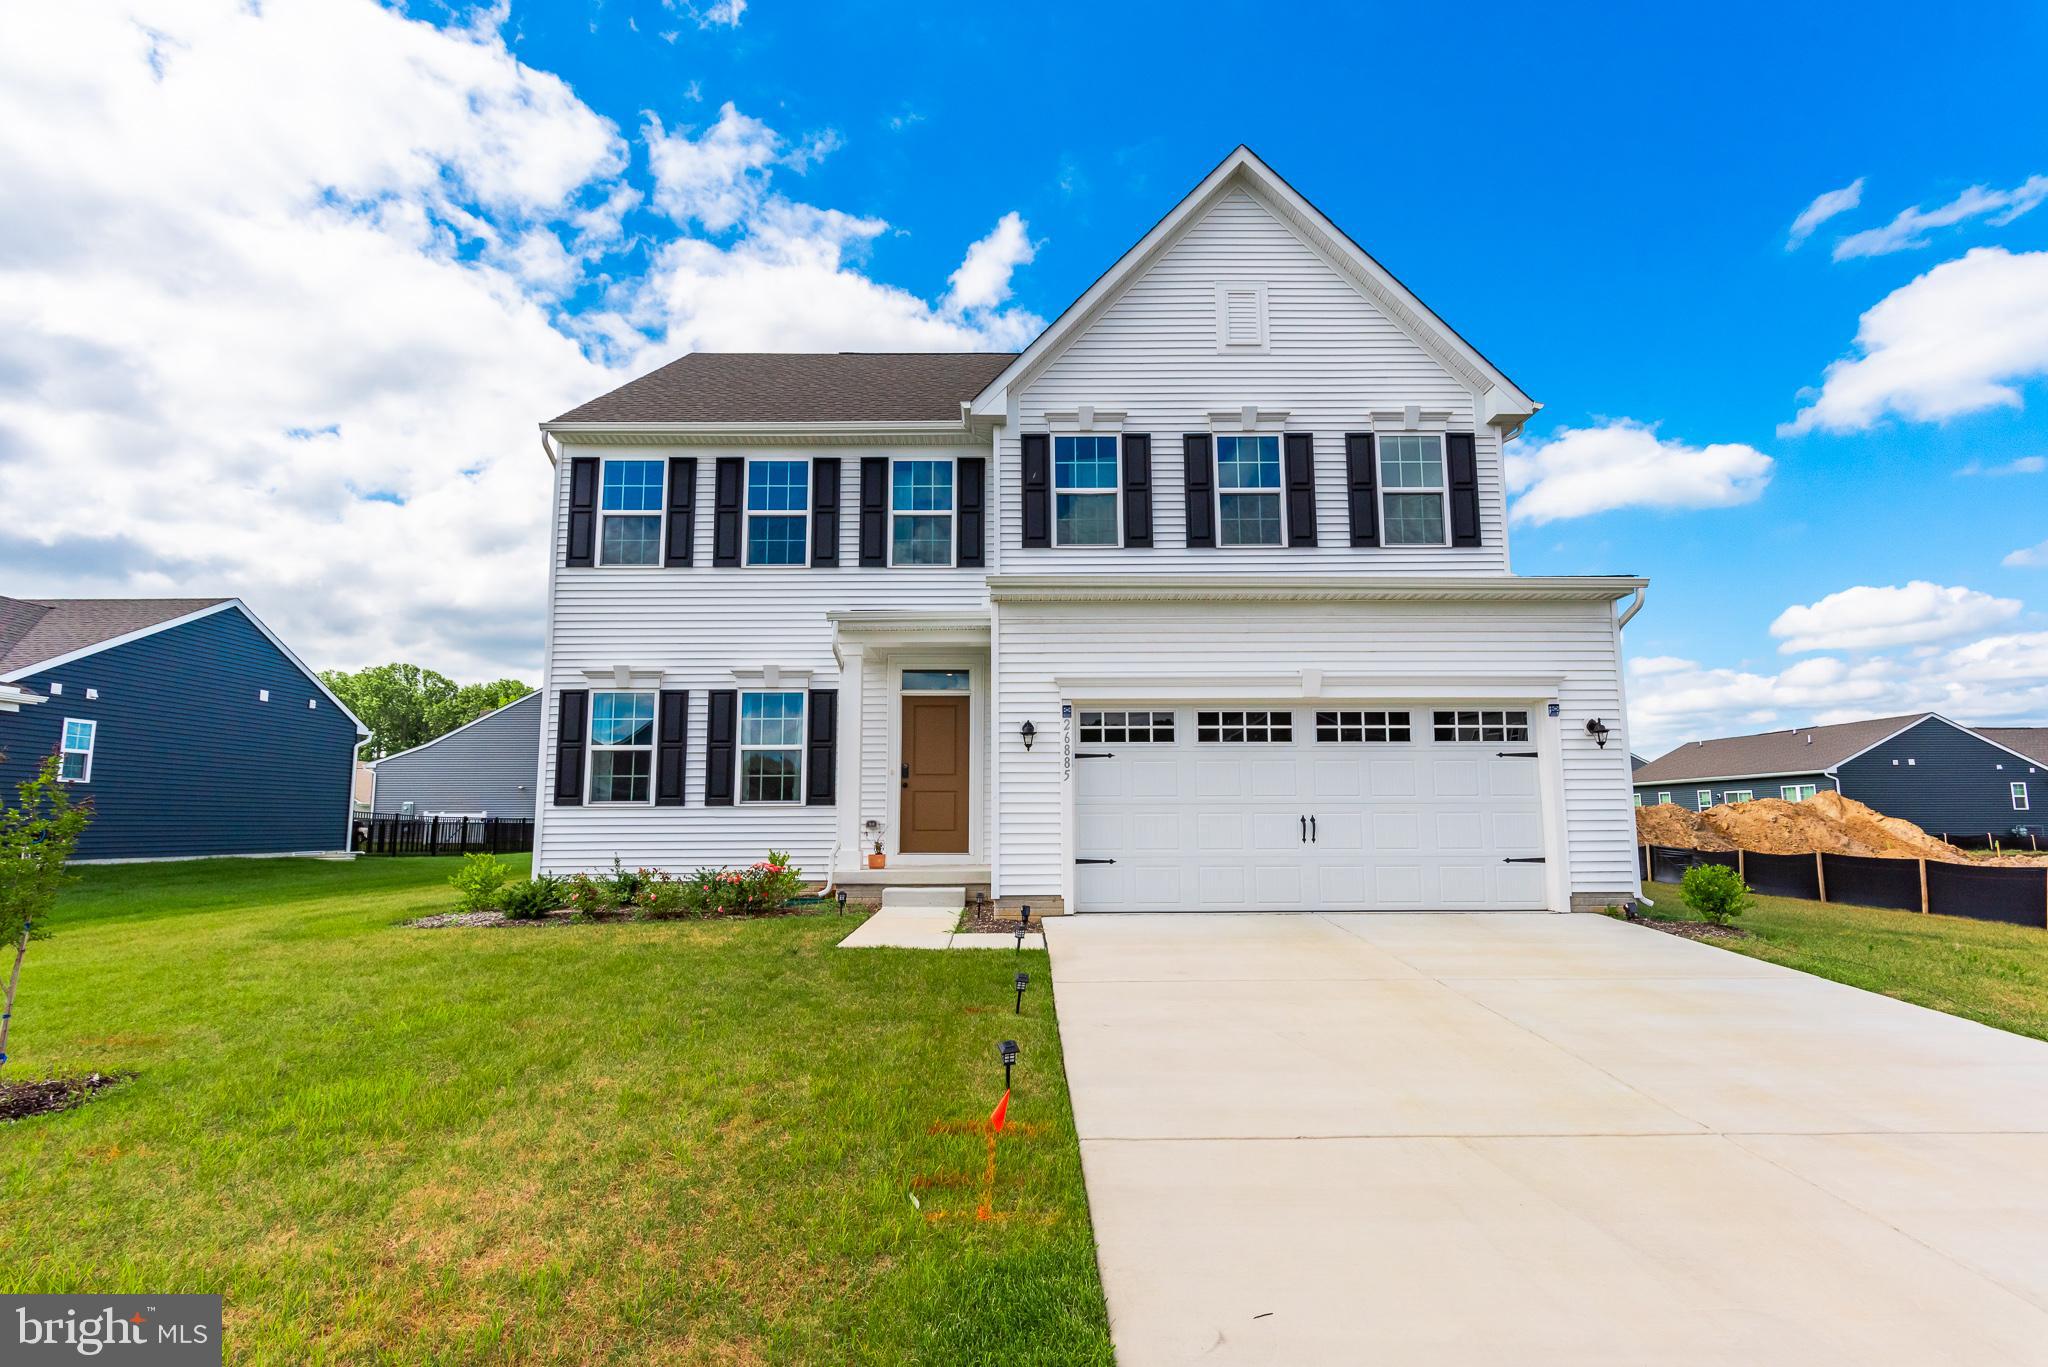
[1044,912,2048,1366]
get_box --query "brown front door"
[900,695,970,853]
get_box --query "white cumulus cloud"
[1504,419,1773,525]
[1957,455,2045,476]
[944,212,1037,316]
[1769,582,2022,654]
[2007,540,2048,569]
[1783,247,2048,434]
[1833,174,2048,260]
[1787,177,1864,250]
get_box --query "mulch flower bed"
[407,909,577,929]
[407,897,843,930]
[958,903,1034,934]
[1,1072,127,1123]
[1635,917,1749,942]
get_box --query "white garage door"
[1073,705,1549,912]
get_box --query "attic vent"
[1215,281,1268,352]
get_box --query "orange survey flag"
[988,1089,1010,1133]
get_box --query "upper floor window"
[740,691,806,804]
[1216,435,1282,547]
[1379,434,1447,547]
[891,460,954,566]
[59,718,96,783]
[600,460,664,566]
[588,692,655,803]
[1054,436,1119,547]
[746,459,809,566]
[2016,782,2032,812]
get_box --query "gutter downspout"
[1616,583,1646,629]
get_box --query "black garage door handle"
[1502,857,1547,864]
[1075,858,1117,865]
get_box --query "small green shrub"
[603,855,646,906]
[629,869,694,920]
[500,875,567,921]
[448,853,513,912]
[563,872,615,915]
[1680,863,1753,925]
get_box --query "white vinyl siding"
[1002,184,1506,571]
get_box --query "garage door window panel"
[1316,710,1411,743]
[1080,710,1175,744]
[1431,709,1529,743]
[1197,710,1292,743]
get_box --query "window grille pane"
[748,514,808,565]
[741,750,802,803]
[740,692,804,746]
[1055,492,1118,545]
[59,752,87,781]
[1218,493,1283,546]
[1216,435,1280,489]
[892,460,953,512]
[590,693,654,746]
[601,460,664,511]
[601,514,662,565]
[892,514,952,565]
[746,460,809,512]
[1377,435,1444,489]
[590,749,651,803]
[1053,435,1119,490]
[1382,492,1445,546]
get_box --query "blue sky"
[2,0,2044,753]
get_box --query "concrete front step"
[880,885,966,911]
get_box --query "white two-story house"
[533,147,1645,915]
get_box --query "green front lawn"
[1640,882,2048,1042]
[0,857,1110,1364]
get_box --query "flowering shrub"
[676,850,806,918]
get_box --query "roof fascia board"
[1,600,372,739]
[970,146,1537,420]
[540,419,985,446]
[987,574,1644,605]
[370,690,538,768]
[1635,769,1838,787]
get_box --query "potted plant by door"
[865,819,887,870]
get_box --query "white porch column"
[835,642,865,875]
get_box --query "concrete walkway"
[835,887,1045,950]
[1044,912,2048,1366]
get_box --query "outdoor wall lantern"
[1014,971,1031,1014]
[1020,720,1037,750]
[1585,718,1611,749]
[999,1039,1019,1088]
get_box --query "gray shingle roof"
[1978,728,2048,766]
[0,597,232,674]
[549,352,1017,425]
[1633,713,1933,784]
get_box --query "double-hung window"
[1379,434,1448,546]
[600,460,664,566]
[891,460,954,566]
[1699,789,1715,809]
[59,718,95,783]
[2016,782,2032,812]
[1053,436,1119,547]
[588,692,655,803]
[739,691,806,804]
[1215,435,1283,547]
[746,460,809,566]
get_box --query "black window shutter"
[1121,434,1153,548]
[712,457,743,567]
[858,457,888,566]
[1284,433,1318,547]
[553,689,588,805]
[664,457,697,567]
[655,689,689,806]
[1446,432,1481,547]
[957,457,986,567]
[811,458,841,567]
[806,689,837,805]
[705,689,737,806]
[1020,433,1051,548]
[566,458,598,567]
[1182,434,1215,548]
[1345,433,1379,547]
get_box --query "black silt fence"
[1926,860,2048,927]
[1743,851,1823,901]
[1647,846,1738,885]
[1818,853,1922,912]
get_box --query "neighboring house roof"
[370,689,539,767]
[1634,713,1935,784]
[548,352,1017,426]
[1978,728,2048,767]
[967,145,1538,427]
[0,596,230,673]
[0,597,369,738]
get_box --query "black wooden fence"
[353,816,534,856]
[1642,843,2048,929]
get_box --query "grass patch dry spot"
[0,856,1110,1364]
[1640,885,2048,1041]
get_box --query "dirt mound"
[1636,791,2023,863]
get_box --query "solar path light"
[1014,971,1030,1014]
[999,1039,1018,1089]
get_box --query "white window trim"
[59,717,95,784]
[742,456,811,570]
[1213,279,1269,354]
[1378,432,1450,548]
[586,690,656,806]
[1633,793,1644,807]
[738,689,807,805]
[1699,789,1715,808]
[2015,782,2031,812]
[1214,433,1286,549]
[1051,435,1122,549]
[1725,789,1755,803]
[1781,783,1818,801]
[597,458,667,569]
[1657,791,1672,805]
[887,456,957,568]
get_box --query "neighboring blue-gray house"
[1633,712,2044,838]
[0,597,368,861]
[371,690,540,819]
